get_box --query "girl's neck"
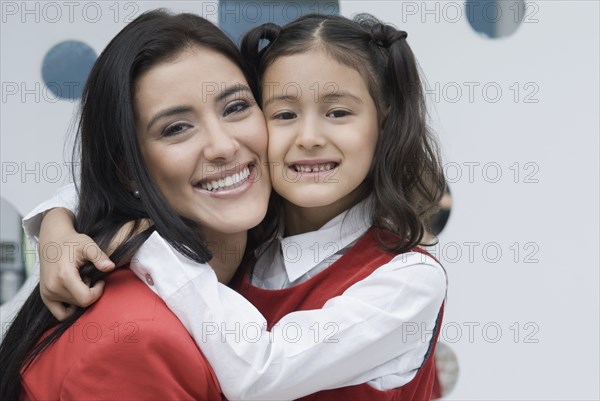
[283,194,363,237]
[205,230,247,284]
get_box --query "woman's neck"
[205,230,247,284]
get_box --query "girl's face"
[134,47,271,238]
[263,49,379,222]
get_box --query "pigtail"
[367,20,445,252]
[241,23,282,98]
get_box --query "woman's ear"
[116,161,139,197]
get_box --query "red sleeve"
[59,319,222,401]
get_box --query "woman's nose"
[203,125,240,161]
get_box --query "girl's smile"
[263,48,379,228]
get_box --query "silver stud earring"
[133,189,141,199]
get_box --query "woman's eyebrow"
[215,84,253,103]
[145,84,252,130]
[147,106,193,130]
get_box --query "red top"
[234,228,445,401]
[21,268,223,401]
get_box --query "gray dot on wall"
[41,40,97,101]
[466,0,526,39]
[432,343,459,399]
[219,0,339,44]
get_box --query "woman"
[0,9,270,400]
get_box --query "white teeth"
[199,166,251,191]
[294,163,336,173]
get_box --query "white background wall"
[1,1,598,399]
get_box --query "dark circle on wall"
[428,184,452,237]
[42,40,97,100]
[465,0,526,39]
[218,0,340,44]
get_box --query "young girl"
[21,13,447,400]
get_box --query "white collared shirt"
[20,185,447,401]
[252,198,371,289]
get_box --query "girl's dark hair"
[0,9,254,399]
[242,13,445,253]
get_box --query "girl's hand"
[39,208,114,321]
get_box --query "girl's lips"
[285,162,340,182]
[289,162,338,173]
[287,159,341,173]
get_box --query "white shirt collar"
[273,197,372,283]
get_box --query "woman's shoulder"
[81,268,199,348]
[21,268,222,400]
[85,267,162,323]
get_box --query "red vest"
[234,228,445,401]
[21,268,223,401]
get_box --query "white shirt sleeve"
[21,184,79,247]
[130,232,446,401]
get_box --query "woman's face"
[134,46,271,238]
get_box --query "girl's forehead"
[261,50,373,108]
[264,49,359,82]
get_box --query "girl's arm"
[22,184,80,247]
[21,184,114,320]
[131,232,446,401]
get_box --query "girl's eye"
[224,100,250,117]
[273,111,297,120]
[326,109,352,118]
[161,123,192,138]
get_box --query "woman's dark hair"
[242,13,446,253]
[0,9,255,399]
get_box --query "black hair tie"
[370,23,408,48]
[261,22,281,43]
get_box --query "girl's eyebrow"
[264,90,364,107]
[322,91,364,104]
[263,94,297,107]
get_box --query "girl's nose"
[295,119,326,149]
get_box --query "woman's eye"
[273,111,297,120]
[326,109,352,118]
[161,123,191,137]
[224,101,250,117]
